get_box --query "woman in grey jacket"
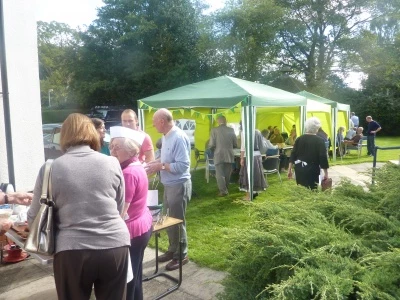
[28,113,130,300]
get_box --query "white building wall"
[0,0,44,190]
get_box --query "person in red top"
[121,109,155,163]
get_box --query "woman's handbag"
[321,177,333,191]
[25,159,55,255]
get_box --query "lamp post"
[48,89,53,107]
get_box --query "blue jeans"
[367,135,375,155]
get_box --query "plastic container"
[0,208,13,220]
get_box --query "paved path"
[0,162,389,300]
[329,162,385,190]
[0,246,226,300]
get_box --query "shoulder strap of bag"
[41,159,54,204]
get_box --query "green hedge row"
[220,165,400,299]
[41,108,86,124]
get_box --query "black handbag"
[25,159,55,255]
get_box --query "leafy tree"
[212,0,284,81]
[71,0,206,108]
[345,5,400,135]
[274,0,378,90]
[37,21,80,107]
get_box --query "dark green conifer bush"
[220,164,400,299]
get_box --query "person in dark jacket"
[287,117,329,190]
[366,116,381,156]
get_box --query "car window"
[105,110,122,120]
[43,128,54,135]
[94,109,107,118]
[43,134,52,144]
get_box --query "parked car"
[87,106,126,129]
[175,119,195,147]
[43,123,110,160]
[42,123,62,146]
[43,124,62,160]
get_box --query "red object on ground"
[3,244,29,263]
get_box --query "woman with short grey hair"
[109,126,153,300]
[304,117,321,134]
[287,117,329,189]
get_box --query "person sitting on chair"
[261,129,278,153]
[337,127,345,146]
[343,127,364,146]
[285,130,297,146]
[344,127,356,140]
[269,128,284,144]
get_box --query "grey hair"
[304,117,321,134]
[261,129,269,138]
[123,138,140,157]
[111,137,140,157]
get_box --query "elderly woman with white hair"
[287,117,329,189]
[109,126,153,300]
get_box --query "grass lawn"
[150,136,400,271]
[330,136,400,165]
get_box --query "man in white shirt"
[351,112,359,128]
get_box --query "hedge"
[220,164,400,299]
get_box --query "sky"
[34,0,224,28]
[34,0,361,89]
[35,0,104,28]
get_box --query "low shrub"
[220,164,400,299]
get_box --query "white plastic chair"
[346,136,367,158]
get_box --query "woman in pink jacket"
[110,126,153,300]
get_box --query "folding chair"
[345,136,367,158]
[266,148,279,156]
[193,148,206,171]
[262,155,282,183]
[205,149,215,183]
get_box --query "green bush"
[220,164,400,299]
[42,108,85,123]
